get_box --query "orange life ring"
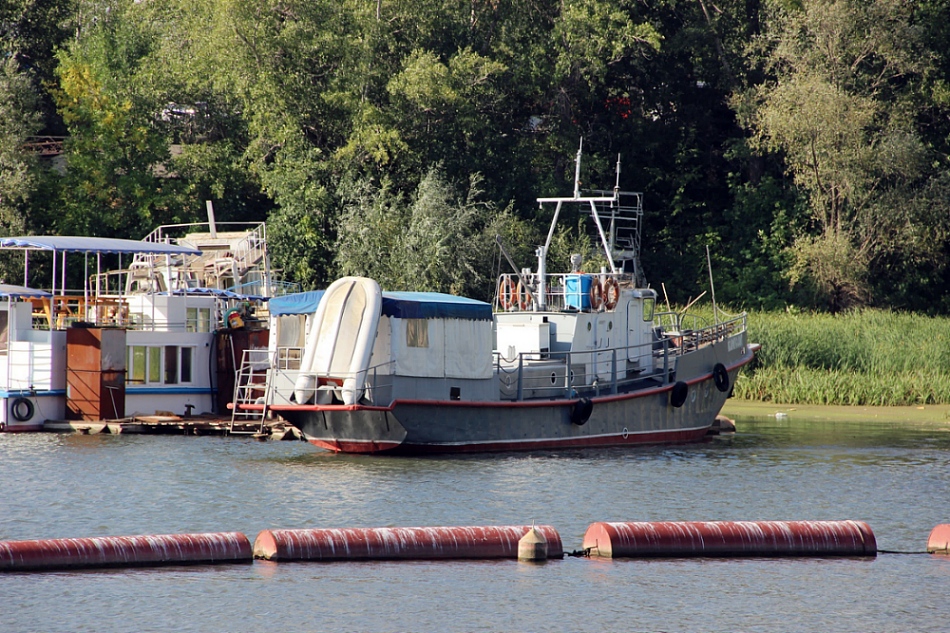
[589,279,603,310]
[498,278,515,310]
[516,280,530,310]
[603,277,620,310]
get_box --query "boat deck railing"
[24,293,232,332]
[253,313,745,410]
[494,271,636,313]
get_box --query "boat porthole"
[587,322,592,332]
[622,427,629,439]
[10,397,34,422]
[550,372,557,384]
[608,321,613,330]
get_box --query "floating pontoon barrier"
[253,525,563,561]
[0,532,252,571]
[582,521,877,558]
[927,524,950,554]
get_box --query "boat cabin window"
[406,319,429,348]
[0,309,7,352]
[181,347,193,383]
[128,345,196,384]
[186,307,212,333]
[165,345,179,384]
[643,297,655,322]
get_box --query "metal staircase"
[588,189,646,286]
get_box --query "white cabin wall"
[391,317,445,377]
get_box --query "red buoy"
[582,521,876,558]
[253,525,563,561]
[0,532,252,571]
[927,524,950,554]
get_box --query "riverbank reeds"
[728,309,950,406]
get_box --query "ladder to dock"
[229,348,274,434]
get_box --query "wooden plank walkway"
[42,415,304,440]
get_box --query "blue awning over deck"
[0,236,201,255]
[0,283,51,298]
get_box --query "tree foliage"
[738,0,950,311]
[4,0,950,310]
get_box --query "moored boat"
[256,149,757,454]
[0,221,288,432]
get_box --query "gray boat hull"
[273,349,754,455]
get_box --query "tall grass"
[729,309,950,405]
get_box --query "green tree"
[335,167,527,300]
[0,0,74,133]
[0,58,41,237]
[738,0,950,311]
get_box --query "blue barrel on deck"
[565,274,592,310]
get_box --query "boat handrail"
[496,312,745,400]
[494,271,635,313]
[263,313,745,406]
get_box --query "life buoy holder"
[603,278,620,311]
[670,381,688,408]
[589,279,604,311]
[498,278,515,310]
[516,280,531,311]
[713,363,730,393]
[571,398,594,425]
[10,397,34,422]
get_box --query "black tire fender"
[670,381,688,408]
[571,397,594,425]
[10,397,34,422]
[713,363,730,393]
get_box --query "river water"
[2,413,949,632]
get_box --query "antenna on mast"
[614,154,621,193]
[573,138,583,199]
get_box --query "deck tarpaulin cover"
[389,317,493,379]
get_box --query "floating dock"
[40,415,303,440]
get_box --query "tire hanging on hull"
[713,363,730,393]
[10,397,34,422]
[571,398,593,425]
[670,381,688,408]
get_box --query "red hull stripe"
[308,427,710,454]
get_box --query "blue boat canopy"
[381,291,492,321]
[0,283,51,298]
[0,236,201,255]
[269,289,492,321]
[269,290,325,316]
